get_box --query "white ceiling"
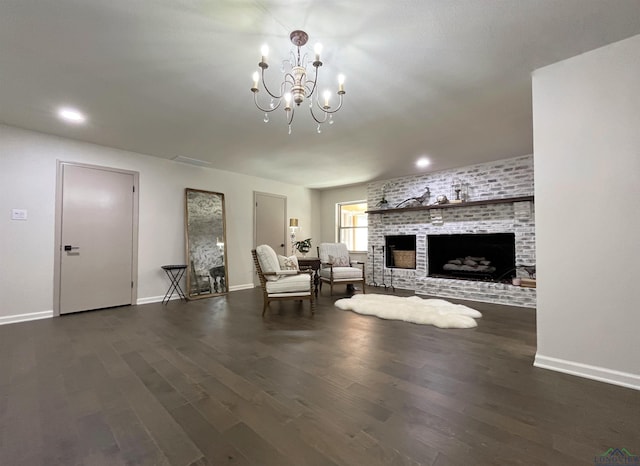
[1,1,639,188]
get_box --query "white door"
[254,192,286,255]
[57,163,138,314]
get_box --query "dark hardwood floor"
[1,287,638,465]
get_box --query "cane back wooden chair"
[252,245,314,315]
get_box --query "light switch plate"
[11,209,28,220]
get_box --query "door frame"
[53,161,140,316]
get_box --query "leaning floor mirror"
[185,188,228,299]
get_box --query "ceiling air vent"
[172,156,211,167]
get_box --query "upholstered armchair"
[317,243,366,296]
[252,244,314,315]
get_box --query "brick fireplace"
[367,155,536,308]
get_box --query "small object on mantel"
[395,187,431,208]
[520,278,536,288]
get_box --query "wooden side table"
[297,257,320,297]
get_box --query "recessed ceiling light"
[416,157,431,168]
[57,107,87,124]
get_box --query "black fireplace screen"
[427,233,515,282]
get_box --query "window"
[338,201,368,252]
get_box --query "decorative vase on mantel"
[377,182,395,209]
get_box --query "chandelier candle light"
[251,30,346,134]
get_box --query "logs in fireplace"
[443,256,496,274]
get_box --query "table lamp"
[289,218,299,255]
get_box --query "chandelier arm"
[280,80,289,96]
[309,106,329,124]
[282,72,297,86]
[315,93,344,114]
[260,68,284,99]
[286,106,295,126]
[253,92,283,113]
[304,83,315,95]
[305,66,320,97]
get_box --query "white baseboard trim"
[136,295,174,305]
[137,285,255,305]
[534,354,640,391]
[2,285,257,323]
[0,310,54,326]
[229,283,256,292]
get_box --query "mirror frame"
[184,188,228,299]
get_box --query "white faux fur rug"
[335,294,482,328]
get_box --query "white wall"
[533,35,640,389]
[0,124,319,321]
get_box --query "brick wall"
[367,155,536,308]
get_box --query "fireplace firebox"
[427,233,515,282]
[385,235,416,269]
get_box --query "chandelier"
[250,30,345,134]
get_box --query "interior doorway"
[254,192,286,254]
[54,162,139,315]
